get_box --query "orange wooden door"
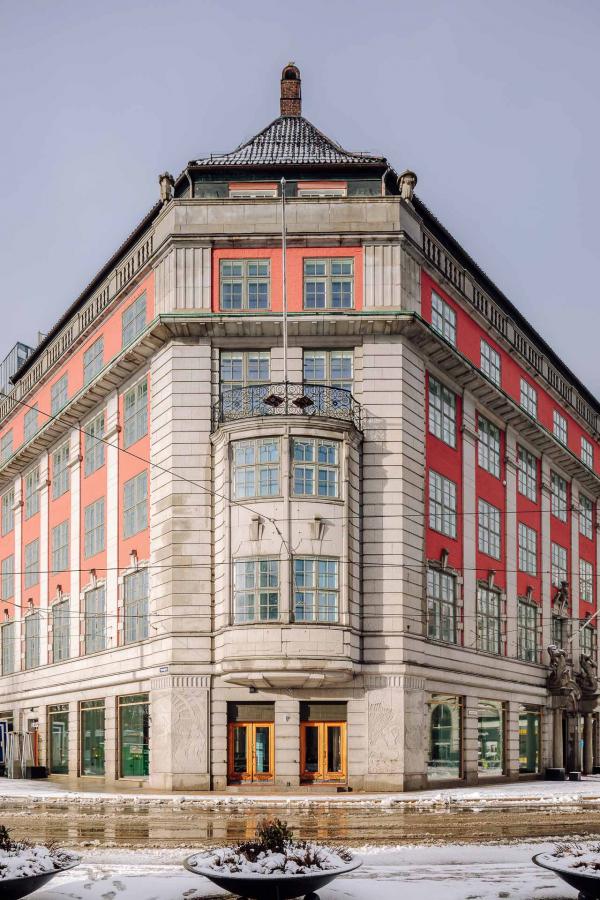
[300,722,346,782]
[227,722,274,782]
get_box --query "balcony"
[212,382,361,431]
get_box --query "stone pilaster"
[13,475,22,671]
[462,393,477,650]
[541,456,552,653]
[39,452,49,666]
[505,700,520,777]
[365,674,427,790]
[274,698,300,787]
[463,695,479,784]
[505,429,518,658]
[149,674,210,790]
[105,392,119,650]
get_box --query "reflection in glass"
[81,701,105,776]
[428,695,461,781]
[233,726,247,774]
[327,725,342,773]
[304,726,319,773]
[255,727,270,774]
[49,705,69,774]
[519,707,540,774]
[119,694,149,777]
[478,701,504,775]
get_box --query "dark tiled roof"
[190,116,386,167]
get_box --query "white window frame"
[303,258,354,310]
[123,568,149,643]
[122,293,147,346]
[580,558,594,604]
[1,554,14,601]
[293,557,339,623]
[84,498,105,558]
[24,611,40,670]
[477,586,502,655]
[431,292,456,345]
[23,405,38,442]
[517,599,538,663]
[478,499,501,559]
[580,494,594,541]
[1,489,14,535]
[52,598,70,662]
[84,413,105,476]
[427,568,457,644]
[220,259,271,310]
[24,466,40,519]
[1,621,16,674]
[551,471,568,522]
[232,438,280,499]
[52,444,70,499]
[480,340,501,387]
[553,410,568,446]
[0,431,13,464]
[123,472,148,539]
[83,336,104,385]
[123,379,148,449]
[84,585,106,654]
[51,520,69,573]
[478,417,501,477]
[520,379,537,418]
[518,523,537,575]
[233,558,280,624]
[291,437,340,499]
[50,374,68,415]
[517,446,537,501]
[24,538,39,588]
[551,542,568,587]
[581,436,594,469]
[429,377,456,448]
[429,470,457,538]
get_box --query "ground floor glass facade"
[428,694,462,780]
[119,694,150,777]
[48,704,69,774]
[477,701,504,776]
[519,706,541,774]
[80,699,105,776]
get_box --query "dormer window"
[298,181,347,198]
[229,182,278,199]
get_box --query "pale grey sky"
[1,0,599,392]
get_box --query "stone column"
[462,393,477,650]
[584,713,594,774]
[572,714,582,772]
[274,697,300,788]
[149,675,210,791]
[553,707,564,768]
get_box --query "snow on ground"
[26,844,579,899]
[2,775,600,809]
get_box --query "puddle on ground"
[2,801,600,849]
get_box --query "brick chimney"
[280,63,301,116]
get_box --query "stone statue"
[547,643,569,690]
[159,172,175,203]
[399,169,418,202]
[580,653,599,695]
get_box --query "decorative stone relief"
[367,692,403,774]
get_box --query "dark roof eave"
[11,200,163,385]
[186,160,388,171]
[414,196,600,416]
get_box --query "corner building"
[0,65,598,790]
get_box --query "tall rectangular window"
[23,405,38,442]
[427,568,457,644]
[220,259,270,310]
[123,380,148,448]
[84,413,105,476]
[233,559,280,623]
[52,599,70,662]
[51,521,69,573]
[478,499,501,559]
[517,447,537,501]
[1,489,13,536]
[83,337,104,384]
[1,555,14,600]
[293,557,339,622]
[303,258,353,309]
[122,293,147,346]
[429,471,457,538]
[520,379,537,418]
[553,410,568,445]
[580,494,593,540]
[24,538,39,588]
[303,349,353,411]
[551,471,568,522]
[477,587,501,655]
[518,523,537,575]
[580,558,594,604]
[519,706,541,774]
[429,377,456,447]
[123,569,149,643]
[52,444,70,499]
[581,623,596,657]
[24,612,40,670]
[551,542,568,587]
[84,498,105,558]
[50,374,68,415]
[0,431,13,464]
[428,694,462,781]
[552,615,565,647]
[123,472,148,538]
[581,437,594,469]
[80,699,105,775]
[517,600,538,662]
[292,438,339,498]
[119,694,150,777]
[1,621,16,675]
[219,350,270,414]
[431,292,456,345]
[84,586,106,654]
[232,438,280,499]
[477,701,504,775]
[24,466,40,519]
[480,340,501,387]
[48,704,69,774]
[478,417,501,477]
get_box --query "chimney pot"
[280,62,301,116]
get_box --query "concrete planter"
[533,852,600,899]
[184,854,362,899]
[0,859,80,900]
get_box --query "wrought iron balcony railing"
[212,382,361,431]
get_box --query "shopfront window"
[119,694,149,778]
[80,699,105,776]
[477,700,504,776]
[48,704,69,775]
[428,694,461,781]
[519,706,541,774]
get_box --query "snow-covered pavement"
[3,775,600,808]
[29,845,578,899]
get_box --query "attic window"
[229,182,278,199]
[297,181,347,198]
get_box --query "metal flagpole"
[281,177,288,385]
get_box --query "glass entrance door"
[227,722,274,782]
[300,722,346,782]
